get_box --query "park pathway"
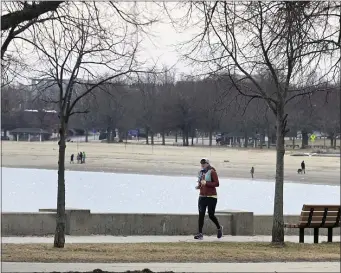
[2,261,340,272]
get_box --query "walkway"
[2,262,340,272]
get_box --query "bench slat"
[301,211,339,217]
[284,222,340,228]
[299,216,338,222]
[298,221,340,228]
[302,205,341,211]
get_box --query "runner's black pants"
[198,196,221,233]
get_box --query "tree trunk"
[292,137,295,149]
[54,121,67,248]
[182,129,186,146]
[272,108,285,244]
[333,136,337,149]
[271,132,276,144]
[107,127,111,143]
[118,131,124,142]
[260,133,264,149]
[110,126,116,142]
[191,130,194,146]
[208,129,213,146]
[330,136,334,148]
[185,128,189,146]
[85,129,88,143]
[301,131,308,149]
[323,136,326,148]
[267,126,270,149]
[175,131,178,143]
[145,127,149,145]
[151,131,154,145]
[244,132,248,148]
[161,131,165,145]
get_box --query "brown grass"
[2,242,340,263]
[2,141,340,185]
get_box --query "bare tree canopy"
[167,1,340,244]
[1,1,63,31]
[4,2,158,248]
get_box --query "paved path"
[2,235,340,244]
[2,262,340,272]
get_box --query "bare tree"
[12,3,156,248]
[135,72,160,145]
[172,1,340,243]
[195,77,231,146]
[95,83,136,143]
[152,67,177,145]
[1,1,62,31]
[1,1,64,59]
[172,79,201,146]
[314,85,340,148]
[1,84,26,134]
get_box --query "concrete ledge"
[217,210,254,235]
[67,209,91,235]
[3,210,339,237]
[89,213,232,235]
[2,212,56,236]
[2,210,233,236]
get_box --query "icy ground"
[2,167,339,214]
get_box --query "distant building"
[10,128,51,142]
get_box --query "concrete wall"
[1,211,233,236]
[2,210,339,237]
[2,212,56,236]
[89,213,232,235]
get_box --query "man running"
[194,158,223,240]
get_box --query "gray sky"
[3,2,339,85]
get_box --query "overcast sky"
[3,2,339,85]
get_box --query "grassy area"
[2,242,340,263]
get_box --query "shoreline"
[2,142,340,186]
[2,165,340,186]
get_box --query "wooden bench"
[284,204,340,243]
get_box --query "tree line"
[2,75,340,148]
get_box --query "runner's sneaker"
[217,226,223,238]
[194,233,203,240]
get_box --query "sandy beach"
[2,141,340,186]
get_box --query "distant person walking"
[79,152,83,164]
[301,161,305,174]
[250,166,254,179]
[82,151,86,163]
[70,154,74,164]
[194,158,223,240]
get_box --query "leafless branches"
[1,1,63,31]
[172,1,340,243]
